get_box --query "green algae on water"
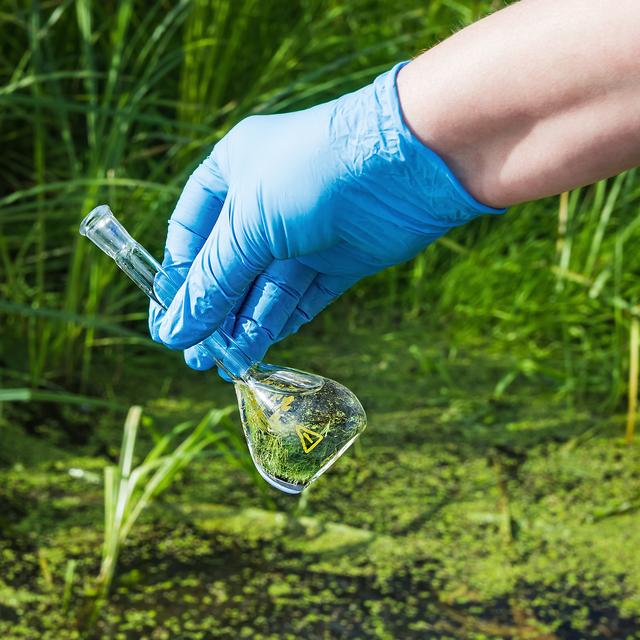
[236,377,367,493]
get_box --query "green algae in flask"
[237,375,366,493]
[80,205,367,494]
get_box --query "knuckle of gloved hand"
[314,280,339,300]
[247,316,275,342]
[294,306,312,324]
[158,313,184,347]
[231,325,271,366]
[260,273,300,303]
[230,114,265,139]
[149,322,162,344]
[197,151,226,187]
[183,167,208,194]
[192,295,219,329]
[184,347,215,371]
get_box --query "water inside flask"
[237,373,366,493]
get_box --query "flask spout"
[80,205,135,260]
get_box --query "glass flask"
[80,205,366,494]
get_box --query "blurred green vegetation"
[2,0,505,394]
[1,0,640,638]
[1,0,640,410]
[2,327,640,638]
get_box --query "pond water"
[1,325,639,638]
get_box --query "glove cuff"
[375,61,508,225]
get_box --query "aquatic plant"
[97,404,236,596]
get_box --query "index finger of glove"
[149,151,228,342]
[164,151,229,263]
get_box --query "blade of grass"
[626,317,638,445]
[62,559,77,612]
[0,387,127,410]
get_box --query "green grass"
[96,404,238,597]
[3,0,640,420]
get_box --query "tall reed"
[4,0,640,416]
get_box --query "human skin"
[397,0,640,208]
[154,0,640,368]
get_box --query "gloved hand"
[149,61,505,375]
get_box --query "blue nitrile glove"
[149,62,505,375]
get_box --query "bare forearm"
[397,0,640,208]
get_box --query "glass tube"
[79,205,322,391]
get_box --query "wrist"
[367,62,506,224]
[396,58,513,209]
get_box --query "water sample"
[80,205,367,494]
[237,376,366,493]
